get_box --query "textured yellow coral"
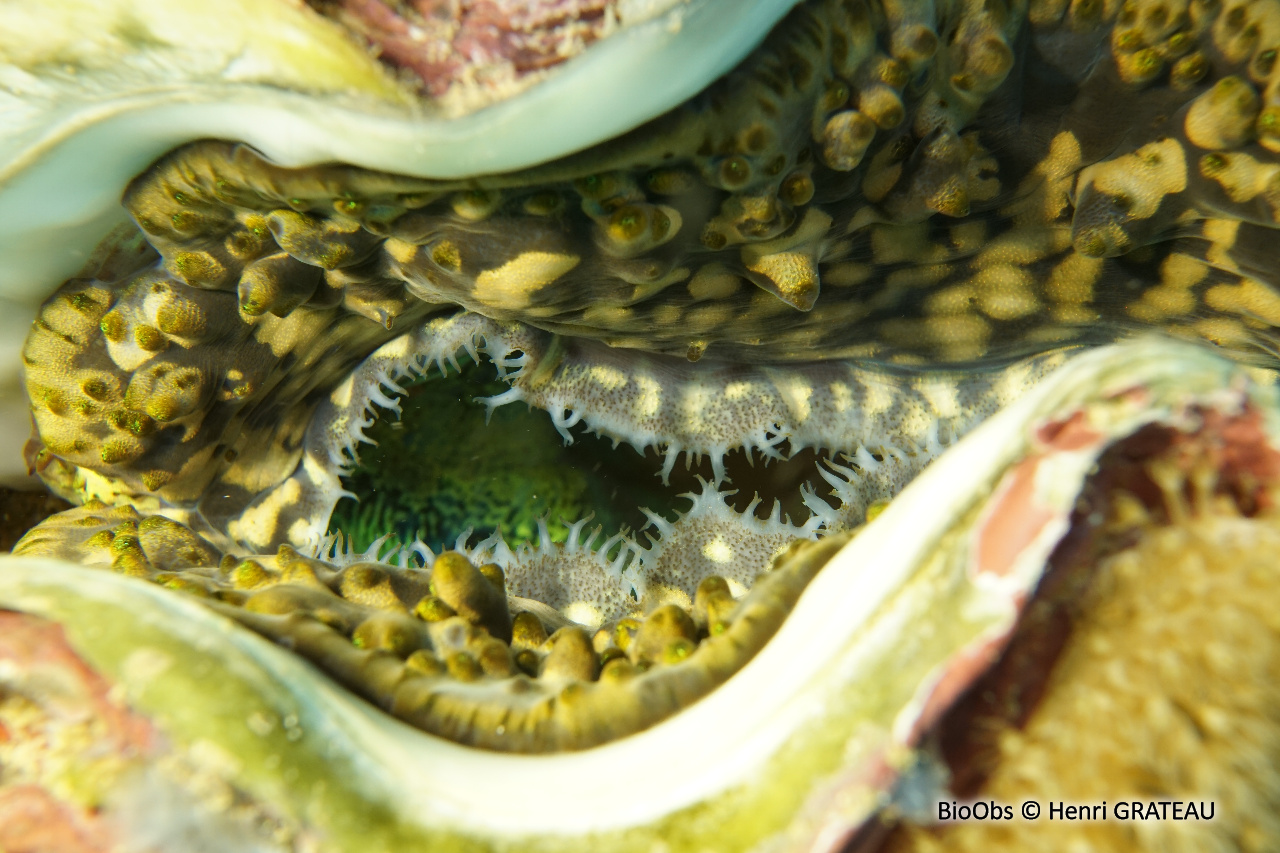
[890,496,1280,851]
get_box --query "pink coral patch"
[0,786,113,853]
[0,611,155,754]
[972,409,1107,581]
[971,455,1057,581]
[0,611,162,851]
[322,0,616,98]
[898,633,1010,749]
[1034,409,1103,452]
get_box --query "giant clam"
[3,0,1280,850]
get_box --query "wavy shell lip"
[0,337,1267,850]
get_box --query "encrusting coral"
[884,409,1280,853]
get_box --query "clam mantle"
[3,0,1280,849]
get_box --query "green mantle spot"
[329,357,681,555]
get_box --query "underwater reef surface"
[3,0,1280,849]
